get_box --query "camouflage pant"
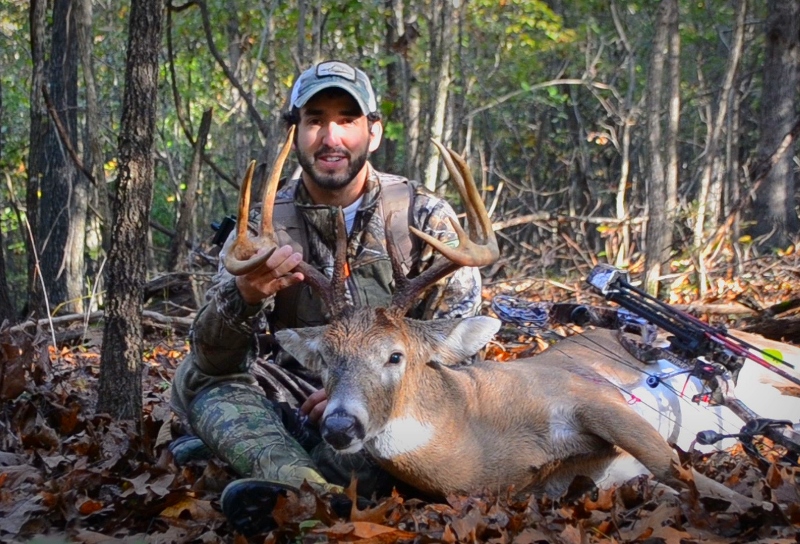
[186,379,399,498]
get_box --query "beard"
[297,143,370,190]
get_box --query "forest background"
[0,0,799,418]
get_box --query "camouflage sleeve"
[189,216,274,376]
[409,188,483,320]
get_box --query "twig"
[491,213,646,232]
[83,256,107,343]
[8,309,194,334]
[22,217,56,349]
[41,85,96,185]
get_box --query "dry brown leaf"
[649,525,692,544]
[441,524,457,543]
[0,337,27,400]
[450,507,483,541]
[766,463,783,489]
[78,498,104,515]
[582,486,615,511]
[160,497,220,521]
[271,488,316,526]
[72,529,129,543]
[351,494,403,523]
[512,527,552,544]
[620,501,681,541]
[558,524,583,544]
[314,520,417,541]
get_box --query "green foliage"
[0,0,781,291]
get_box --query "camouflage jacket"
[190,163,482,378]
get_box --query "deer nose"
[321,410,365,450]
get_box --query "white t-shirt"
[342,196,364,234]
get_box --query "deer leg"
[576,395,768,511]
[575,395,683,488]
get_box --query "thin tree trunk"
[693,0,746,248]
[748,0,800,248]
[169,108,212,270]
[76,0,109,312]
[610,0,635,268]
[254,3,280,204]
[422,0,453,190]
[98,0,163,424]
[382,0,399,171]
[76,0,110,250]
[643,0,670,296]
[39,0,81,313]
[26,0,48,316]
[0,79,16,323]
[297,0,307,66]
[664,0,680,259]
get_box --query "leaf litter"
[2,277,800,543]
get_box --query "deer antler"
[388,140,499,313]
[223,124,349,316]
[224,125,296,276]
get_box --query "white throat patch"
[369,416,434,459]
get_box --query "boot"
[189,381,339,535]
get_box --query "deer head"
[273,141,499,455]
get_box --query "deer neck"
[365,358,473,461]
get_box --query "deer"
[224,129,768,510]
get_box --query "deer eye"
[387,352,404,365]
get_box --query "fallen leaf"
[160,497,219,521]
[78,498,104,515]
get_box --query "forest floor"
[2,250,800,543]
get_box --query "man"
[169,60,482,536]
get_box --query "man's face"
[295,90,380,190]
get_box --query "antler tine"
[408,140,498,266]
[390,141,499,313]
[430,139,492,243]
[294,210,350,316]
[261,125,296,239]
[224,126,295,276]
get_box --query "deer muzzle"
[321,409,366,452]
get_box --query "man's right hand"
[234,245,305,304]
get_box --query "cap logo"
[316,61,356,81]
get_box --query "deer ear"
[275,327,326,365]
[425,316,501,364]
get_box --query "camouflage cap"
[290,61,378,115]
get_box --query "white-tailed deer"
[226,132,771,507]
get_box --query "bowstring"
[489,296,772,455]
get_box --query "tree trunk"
[39,0,81,314]
[643,0,670,296]
[76,0,110,312]
[97,0,163,424]
[664,0,680,263]
[381,0,400,171]
[610,0,635,268]
[169,108,212,270]
[693,0,746,249]
[0,79,16,323]
[26,0,49,316]
[748,0,800,248]
[421,0,453,190]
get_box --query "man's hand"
[234,245,305,305]
[300,388,328,425]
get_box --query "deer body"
[277,312,681,497]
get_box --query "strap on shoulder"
[272,196,308,257]
[379,176,417,275]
